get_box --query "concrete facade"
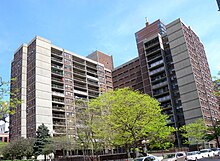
[10,36,113,139]
[112,18,220,146]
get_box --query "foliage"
[211,74,220,147]
[33,123,51,158]
[1,137,35,160]
[84,88,175,152]
[0,142,8,156]
[42,136,76,156]
[180,119,207,147]
[206,121,220,141]
[0,77,21,121]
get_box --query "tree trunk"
[44,154,46,161]
[215,135,220,148]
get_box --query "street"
[199,156,220,161]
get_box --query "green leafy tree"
[88,88,175,155]
[34,123,51,160]
[180,119,207,150]
[75,99,102,156]
[0,77,21,121]
[210,74,220,147]
[205,120,220,148]
[42,136,76,157]
[1,137,34,160]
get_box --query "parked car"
[186,151,202,161]
[199,149,214,158]
[134,155,161,161]
[211,148,220,156]
[162,152,186,161]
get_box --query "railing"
[86,64,97,70]
[88,81,99,86]
[87,69,97,74]
[53,121,66,126]
[52,98,64,103]
[88,87,99,92]
[145,46,161,55]
[53,113,65,118]
[149,60,164,68]
[73,65,85,70]
[52,70,63,76]
[74,77,86,82]
[51,57,63,63]
[149,67,165,75]
[73,70,86,76]
[52,77,64,83]
[51,52,62,57]
[153,90,169,96]
[52,91,65,97]
[74,82,87,88]
[52,65,63,70]
[157,95,171,102]
[52,106,65,111]
[152,81,168,89]
[52,84,64,90]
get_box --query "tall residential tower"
[10,36,113,140]
[113,18,220,146]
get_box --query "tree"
[210,74,220,147]
[205,120,220,147]
[1,137,35,160]
[34,123,51,160]
[42,136,76,157]
[88,88,175,155]
[180,119,207,150]
[0,76,21,121]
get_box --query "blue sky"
[0,0,220,82]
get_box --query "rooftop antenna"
[145,17,149,26]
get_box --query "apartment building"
[113,18,220,146]
[10,36,113,139]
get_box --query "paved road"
[199,156,220,161]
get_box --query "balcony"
[52,98,65,104]
[87,68,97,75]
[153,90,169,97]
[86,63,97,70]
[73,64,85,71]
[52,84,64,90]
[145,46,161,56]
[74,82,87,89]
[87,80,99,87]
[52,64,63,70]
[53,121,66,126]
[74,77,86,83]
[51,51,63,58]
[145,40,160,49]
[73,56,85,65]
[53,113,66,119]
[52,69,63,76]
[149,60,164,68]
[73,70,86,77]
[149,67,165,76]
[52,106,65,111]
[52,77,64,83]
[152,81,168,89]
[52,91,65,97]
[51,57,63,63]
[157,95,171,102]
[88,91,99,98]
[88,87,99,93]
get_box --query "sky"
[0,0,220,82]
